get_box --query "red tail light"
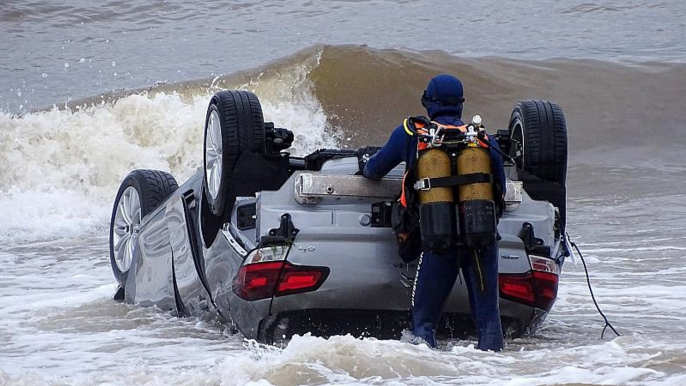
[233,261,282,301]
[500,274,535,304]
[499,270,559,311]
[233,261,329,301]
[532,270,559,310]
[278,270,324,294]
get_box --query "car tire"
[109,169,179,288]
[202,90,266,218]
[509,100,568,184]
[508,100,568,232]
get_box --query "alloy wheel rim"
[112,186,141,272]
[205,109,223,200]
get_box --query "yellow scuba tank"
[457,145,493,201]
[457,143,497,247]
[408,116,498,251]
[418,149,453,204]
[416,147,457,251]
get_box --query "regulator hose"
[567,233,621,339]
[482,136,515,165]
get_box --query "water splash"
[0,53,340,245]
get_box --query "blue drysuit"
[363,115,506,351]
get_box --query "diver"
[360,74,507,351]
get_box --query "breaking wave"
[0,48,336,244]
[1,45,684,244]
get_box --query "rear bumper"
[225,282,545,343]
[257,309,411,345]
[254,303,539,345]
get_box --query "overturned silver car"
[109,90,570,344]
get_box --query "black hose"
[487,140,515,165]
[567,233,621,339]
[478,132,516,164]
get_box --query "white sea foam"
[0,332,682,385]
[0,59,339,245]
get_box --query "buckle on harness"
[414,178,431,191]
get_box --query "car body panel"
[119,153,565,342]
[124,207,177,313]
[167,194,213,317]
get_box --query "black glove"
[493,179,505,219]
[356,146,381,175]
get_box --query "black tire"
[109,169,178,288]
[508,100,568,184]
[509,100,568,233]
[202,90,266,217]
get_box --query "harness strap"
[413,173,493,191]
[403,118,416,136]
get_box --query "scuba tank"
[417,148,457,251]
[410,115,497,251]
[457,137,497,247]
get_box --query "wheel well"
[200,191,223,247]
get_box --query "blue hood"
[422,74,464,120]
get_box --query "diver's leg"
[463,245,504,351]
[411,250,458,348]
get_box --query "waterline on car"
[0,232,684,386]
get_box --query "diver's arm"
[363,125,406,180]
